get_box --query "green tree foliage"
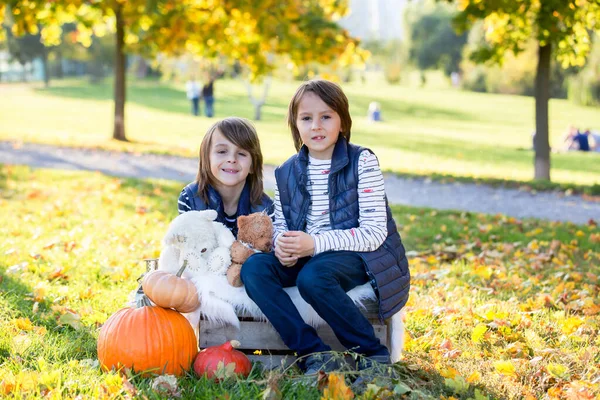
[3,30,50,85]
[568,36,600,107]
[405,1,467,77]
[461,29,576,98]
[446,0,600,181]
[362,40,406,84]
[2,0,365,141]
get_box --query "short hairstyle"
[196,117,264,206]
[287,79,352,151]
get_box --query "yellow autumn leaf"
[0,371,15,395]
[474,265,493,279]
[33,282,47,302]
[471,324,488,344]
[103,373,123,395]
[493,360,517,377]
[559,316,584,334]
[546,363,569,380]
[439,366,459,379]
[466,371,481,383]
[13,318,34,331]
[321,373,353,400]
[546,386,563,398]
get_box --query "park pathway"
[1,141,598,225]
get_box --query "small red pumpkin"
[193,340,252,380]
[97,295,198,377]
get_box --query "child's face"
[209,129,253,191]
[296,92,341,160]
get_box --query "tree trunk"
[253,103,263,121]
[42,48,50,87]
[55,50,64,79]
[245,76,272,121]
[20,62,27,82]
[113,5,127,142]
[534,42,551,180]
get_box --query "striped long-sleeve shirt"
[273,150,388,254]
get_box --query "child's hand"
[274,245,298,267]
[276,231,315,259]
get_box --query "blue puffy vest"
[275,138,410,320]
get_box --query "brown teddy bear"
[226,212,273,287]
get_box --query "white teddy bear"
[156,210,235,337]
[158,210,235,278]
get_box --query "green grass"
[1,165,598,399]
[0,74,599,191]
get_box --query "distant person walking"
[186,79,201,116]
[202,78,215,118]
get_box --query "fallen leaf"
[58,311,82,330]
[466,371,481,383]
[472,324,488,344]
[493,360,517,377]
[121,376,137,397]
[321,373,353,400]
[151,375,180,397]
[546,363,570,380]
[13,318,34,331]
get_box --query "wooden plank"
[247,354,359,370]
[199,320,387,352]
[200,321,288,350]
[233,299,380,320]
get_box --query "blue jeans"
[191,97,200,116]
[204,96,214,117]
[241,251,389,358]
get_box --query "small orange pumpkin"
[97,295,198,377]
[193,340,252,381]
[142,260,200,313]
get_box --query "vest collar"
[297,136,350,173]
[206,181,252,220]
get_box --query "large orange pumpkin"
[142,260,200,313]
[97,296,198,376]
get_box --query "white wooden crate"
[198,299,395,368]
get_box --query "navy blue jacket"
[275,138,410,320]
[179,182,273,237]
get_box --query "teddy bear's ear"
[237,215,248,229]
[198,209,218,221]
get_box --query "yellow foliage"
[321,373,353,400]
[546,363,569,380]
[559,316,584,335]
[466,371,481,383]
[438,365,459,379]
[493,360,517,377]
[471,324,488,344]
[103,373,123,396]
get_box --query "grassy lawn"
[0,75,599,191]
[1,165,598,399]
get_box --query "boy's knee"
[297,267,329,297]
[240,253,273,282]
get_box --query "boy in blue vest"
[241,80,410,375]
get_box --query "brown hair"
[196,117,264,206]
[287,79,352,151]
